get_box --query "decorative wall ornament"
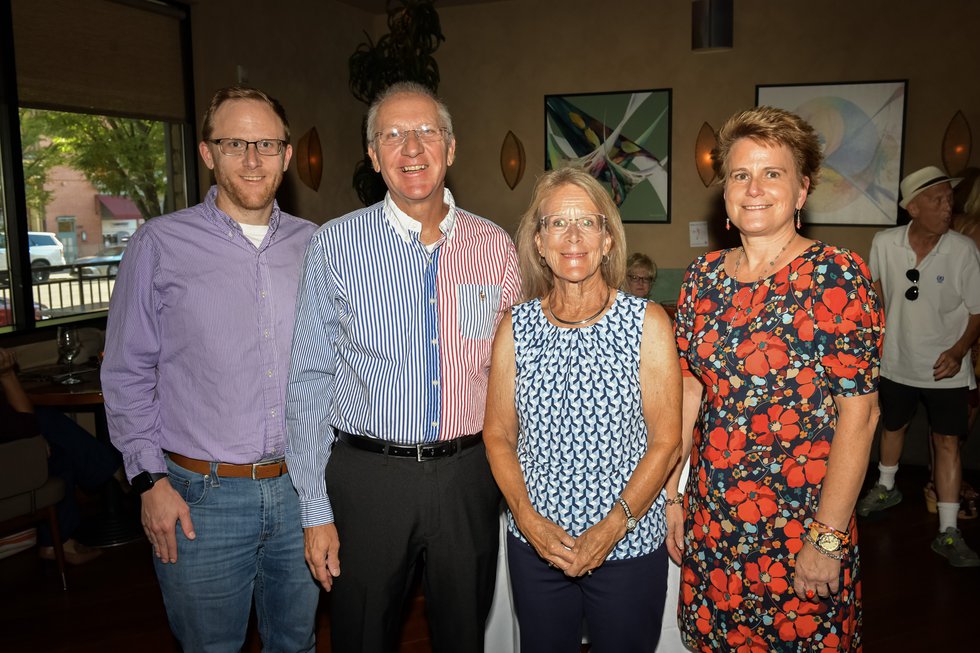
[942,110,972,177]
[695,121,717,187]
[296,127,322,192]
[500,131,526,190]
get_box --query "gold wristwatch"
[808,522,849,554]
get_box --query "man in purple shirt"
[102,87,319,652]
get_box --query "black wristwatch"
[131,471,168,495]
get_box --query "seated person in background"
[0,347,120,564]
[623,252,657,298]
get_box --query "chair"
[0,436,67,589]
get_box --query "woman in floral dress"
[665,106,883,652]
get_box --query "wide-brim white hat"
[899,165,962,209]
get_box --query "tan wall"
[188,0,980,268]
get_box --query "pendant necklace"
[547,288,613,326]
[732,232,798,284]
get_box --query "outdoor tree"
[19,109,167,221]
[18,109,63,232]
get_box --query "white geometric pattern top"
[508,290,667,560]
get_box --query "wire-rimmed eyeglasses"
[209,138,286,156]
[905,268,919,301]
[373,126,449,147]
[539,214,607,236]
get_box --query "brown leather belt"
[167,452,288,479]
[336,430,483,461]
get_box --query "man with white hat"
[859,165,980,567]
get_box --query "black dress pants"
[326,439,501,653]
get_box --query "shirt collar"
[383,188,457,245]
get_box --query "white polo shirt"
[869,224,980,389]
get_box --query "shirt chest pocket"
[457,284,501,340]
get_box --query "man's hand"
[304,523,341,591]
[140,478,194,563]
[934,346,966,380]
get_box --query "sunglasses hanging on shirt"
[905,268,919,301]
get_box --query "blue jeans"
[155,457,319,653]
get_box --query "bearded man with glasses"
[103,86,320,650]
[861,165,980,567]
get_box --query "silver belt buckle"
[251,462,261,480]
[416,443,424,462]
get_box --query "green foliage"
[18,109,63,229]
[18,109,167,221]
[348,0,445,205]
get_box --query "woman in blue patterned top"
[485,168,682,651]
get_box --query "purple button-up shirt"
[102,186,316,480]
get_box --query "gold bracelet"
[804,531,845,560]
[665,493,684,506]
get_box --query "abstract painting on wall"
[757,80,908,226]
[545,89,671,223]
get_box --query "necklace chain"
[733,233,798,283]
[547,288,613,326]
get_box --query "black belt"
[336,430,483,461]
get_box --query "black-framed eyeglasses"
[209,138,286,156]
[627,274,653,284]
[905,268,920,301]
[373,125,449,147]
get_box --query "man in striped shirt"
[286,82,521,652]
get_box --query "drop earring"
[795,208,802,230]
[725,218,730,231]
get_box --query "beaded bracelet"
[665,493,684,506]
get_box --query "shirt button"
[264,329,270,338]
[431,379,439,386]
[267,370,274,377]
[270,409,277,417]
[261,291,267,298]
[430,338,437,345]
[429,297,436,304]
[431,421,439,428]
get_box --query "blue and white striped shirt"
[286,190,521,526]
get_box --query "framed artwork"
[757,80,908,226]
[545,88,671,223]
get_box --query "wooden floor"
[1,464,978,652]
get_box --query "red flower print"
[725,480,778,523]
[813,286,864,335]
[774,597,821,641]
[692,506,722,548]
[706,567,744,611]
[700,368,731,403]
[820,632,841,652]
[745,555,790,597]
[703,427,747,470]
[794,367,818,400]
[788,259,815,293]
[726,624,770,653]
[750,405,800,443]
[781,440,831,487]
[737,331,790,377]
[728,285,769,328]
[792,304,815,341]
[821,351,870,380]
[682,566,698,605]
[783,519,805,554]
[695,604,713,635]
[696,327,721,360]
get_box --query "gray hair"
[365,81,454,144]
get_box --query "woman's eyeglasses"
[539,213,606,235]
[905,268,919,301]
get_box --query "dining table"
[19,362,143,548]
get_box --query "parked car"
[0,231,68,283]
[0,297,48,326]
[75,245,125,277]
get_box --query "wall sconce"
[695,122,717,187]
[296,127,322,192]
[692,0,733,52]
[500,130,526,190]
[942,110,972,177]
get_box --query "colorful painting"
[545,89,671,223]
[757,80,908,226]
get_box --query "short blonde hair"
[515,167,627,301]
[712,106,822,189]
[626,252,657,282]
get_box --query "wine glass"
[57,326,82,385]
